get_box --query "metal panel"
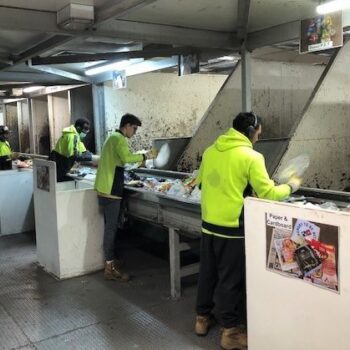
[127,196,160,222]
[0,170,35,235]
[152,137,191,170]
[254,138,290,176]
[161,206,201,235]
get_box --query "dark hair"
[74,118,90,129]
[120,113,142,128]
[232,112,262,134]
[0,125,9,135]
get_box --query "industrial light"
[218,56,236,61]
[85,60,131,76]
[316,0,350,14]
[23,86,44,93]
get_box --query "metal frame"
[124,169,201,299]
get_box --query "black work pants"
[196,232,246,328]
[98,196,122,261]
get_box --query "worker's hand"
[11,152,19,160]
[89,154,100,166]
[145,148,158,160]
[287,175,303,193]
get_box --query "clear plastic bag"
[166,179,186,198]
[319,202,339,211]
[189,186,201,202]
[154,143,171,168]
[275,154,310,184]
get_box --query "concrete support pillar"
[241,47,252,112]
[92,84,105,154]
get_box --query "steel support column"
[92,84,105,154]
[241,48,252,112]
[169,227,181,300]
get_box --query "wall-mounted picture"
[113,70,127,89]
[300,11,343,53]
[266,214,339,293]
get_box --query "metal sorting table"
[124,174,350,299]
[124,169,201,299]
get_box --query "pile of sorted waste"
[124,170,201,203]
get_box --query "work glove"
[145,148,158,160]
[90,154,100,166]
[287,175,302,193]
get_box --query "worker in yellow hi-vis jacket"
[194,112,302,350]
[49,118,98,182]
[0,125,13,170]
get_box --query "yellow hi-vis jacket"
[0,140,11,157]
[95,131,144,198]
[54,125,86,157]
[197,128,291,238]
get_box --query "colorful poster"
[113,70,127,89]
[300,11,343,53]
[266,213,339,293]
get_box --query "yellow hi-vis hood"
[54,125,86,158]
[197,128,291,238]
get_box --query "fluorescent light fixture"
[85,60,131,76]
[316,0,350,14]
[218,56,236,61]
[23,86,44,93]
[125,57,177,76]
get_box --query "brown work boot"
[220,327,248,350]
[195,314,215,336]
[104,260,130,282]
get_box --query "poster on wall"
[266,212,339,293]
[113,70,127,89]
[300,11,343,53]
[37,165,50,192]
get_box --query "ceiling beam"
[31,47,198,65]
[0,6,63,34]
[247,21,300,51]
[96,20,240,49]
[27,61,92,83]
[11,35,71,64]
[95,0,157,25]
[92,56,178,84]
[0,71,74,83]
[0,7,239,50]
[0,82,73,89]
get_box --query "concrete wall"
[178,59,324,171]
[0,104,4,124]
[275,41,350,191]
[17,100,31,153]
[70,86,95,153]
[31,96,50,155]
[48,91,70,148]
[103,72,227,150]
[4,103,19,152]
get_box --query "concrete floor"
[0,233,242,350]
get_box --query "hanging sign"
[300,11,343,53]
[112,70,127,89]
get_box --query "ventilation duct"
[57,4,94,30]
